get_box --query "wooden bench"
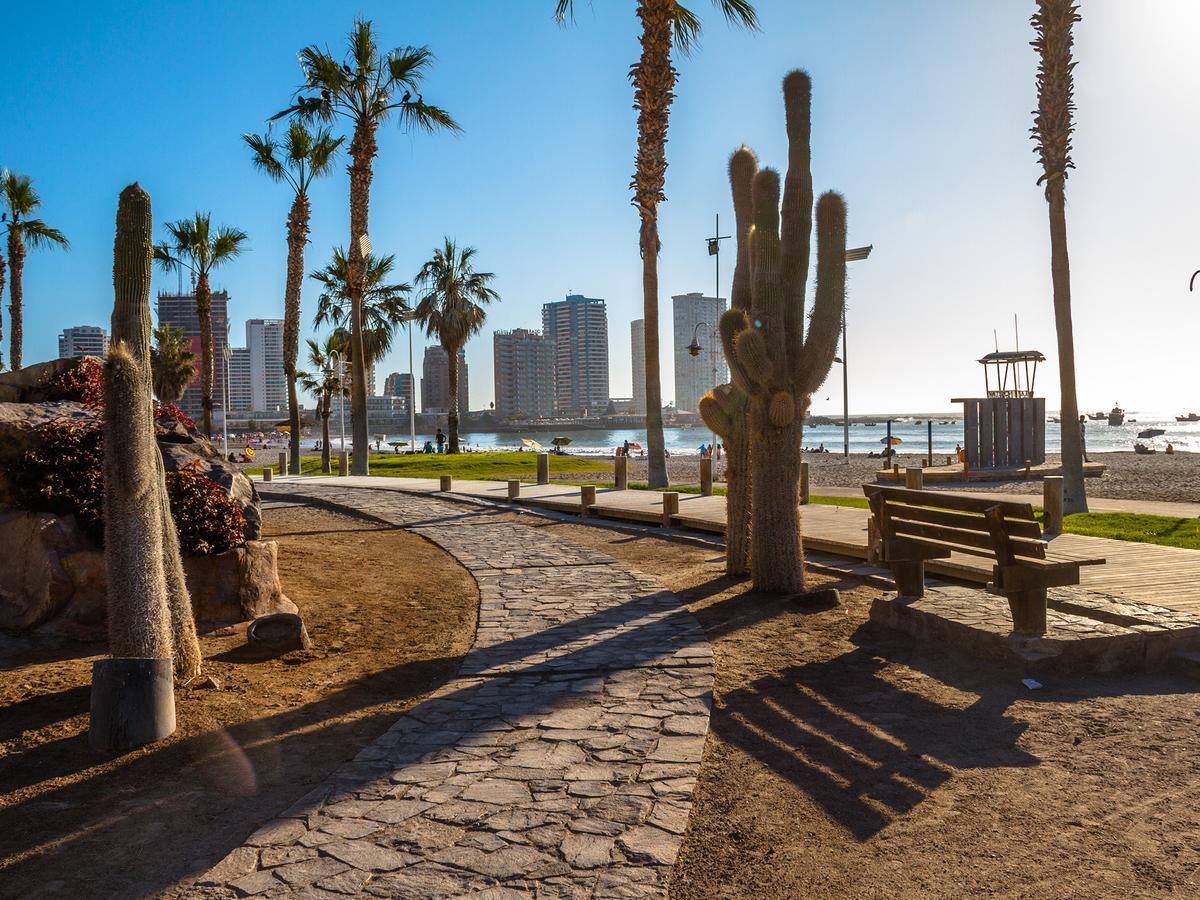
[862,484,1106,635]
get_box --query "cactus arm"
[779,70,814,367]
[799,190,848,395]
[728,146,758,313]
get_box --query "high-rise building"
[156,290,229,423]
[246,318,286,413]
[420,346,468,414]
[58,325,109,359]
[672,292,728,413]
[383,371,414,411]
[493,328,555,420]
[630,319,646,416]
[542,294,609,416]
[228,346,253,412]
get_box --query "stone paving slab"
[186,483,713,898]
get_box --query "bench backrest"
[863,484,1047,563]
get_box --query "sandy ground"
[0,504,478,899]
[524,517,1200,899]
[619,451,1200,503]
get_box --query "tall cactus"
[707,70,847,594]
[107,183,202,679]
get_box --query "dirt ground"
[530,518,1200,899]
[0,503,478,899]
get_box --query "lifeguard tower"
[952,350,1046,469]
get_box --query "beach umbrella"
[551,436,573,447]
[522,438,545,451]
[880,436,903,446]
[626,442,643,451]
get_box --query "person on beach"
[1079,415,1091,463]
[623,440,631,457]
[435,429,446,453]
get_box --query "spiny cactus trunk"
[110,182,202,679]
[631,0,674,490]
[750,417,805,592]
[195,272,214,437]
[8,232,25,370]
[723,425,751,574]
[284,193,309,477]
[447,346,461,454]
[347,118,377,476]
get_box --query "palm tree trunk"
[0,252,6,370]
[1047,181,1087,513]
[321,392,332,474]
[8,232,25,370]
[751,413,806,593]
[195,273,214,437]
[347,120,376,476]
[447,347,460,453]
[631,0,674,490]
[284,193,309,476]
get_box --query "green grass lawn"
[1057,512,1200,550]
[249,450,612,481]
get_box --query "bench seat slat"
[887,533,1081,569]
[890,518,1048,559]
[864,484,1035,520]
[885,504,1044,540]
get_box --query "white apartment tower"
[630,319,646,416]
[542,294,609,416]
[58,325,109,359]
[672,292,728,413]
[246,319,286,413]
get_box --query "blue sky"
[3,1,1197,415]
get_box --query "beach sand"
[618,450,1200,503]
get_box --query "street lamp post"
[686,322,718,452]
[330,349,346,453]
[842,245,873,461]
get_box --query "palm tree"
[275,18,459,476]
[310,246,411,365]
[245,121,344,476]
[154,213,248,437]
[1031,0,1087,514]
[413,239,498,453]
[150,323,197,405]
[556,0,757,487]
[299,334,349,474]
[2,172,70,370]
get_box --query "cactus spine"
[710,70,847,594]
[106,183,202,678]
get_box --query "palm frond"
[386,45,435,87]
[554,0,576,24]
[244,132,289,183]
[17,219,69,251]
[394,100,462,135]
[713,0,759,30]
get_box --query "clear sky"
[2,1,1197,416]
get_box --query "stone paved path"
[187,484,713,898]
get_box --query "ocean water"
[311,414,1200,456]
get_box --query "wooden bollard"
[1043,475,1064,535]
[278,451,287,476]
[507,479,520,500]
[338,451,349,477]
[615,455,628,491]
[439,474,452,492]
[536,452,549,485]
[892,463,899,475]
[867,516,880,566]
[700,457,713,496]
[262,467,272,482]
[661,491,679,528]
[800,461,810,505]
[905,467,924,490]
[581,484,596,516]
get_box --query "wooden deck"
[264,475,1200,616]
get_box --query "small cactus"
[106,184,201,679]
[706,70,848,594]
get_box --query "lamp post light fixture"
[840,244,873,461]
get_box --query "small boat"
[1108,405,1125,426]
[1176,412,1200,422]
[1138,428,1166,439]
[1089,412,1106,421]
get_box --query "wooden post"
[278,451,287,476]
[338,451,348,477]
[507,479,520,500]
[262,467,272,483]
[700,458,713,496]
[581,484,596,516]
[800,461,810,505]
[536,452,549,485]
[661,491,679,528]
[905,467,924,490]
[615,455,628,491]
[439,475,452,492]
[892,463,899,475]
[1043,475,1064,535]
[867,517,880,565]
[89,658,176,752]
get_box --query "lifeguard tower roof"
[977,350,1046,365]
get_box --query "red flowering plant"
[43,357,105,408]
[164,461,247,556]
